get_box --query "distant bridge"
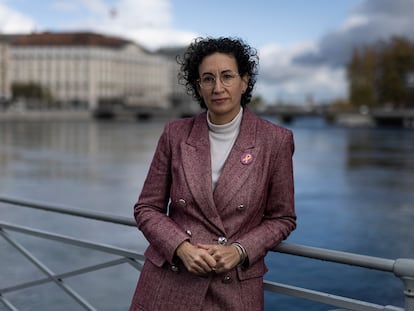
[258,105,330,123]
[91,103,414,128]
[258,106,414,128]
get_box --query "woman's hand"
[197,243,241,274]
[175,241,217,276]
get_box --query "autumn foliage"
[347,36,414,109]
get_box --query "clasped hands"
[175,241,241,276]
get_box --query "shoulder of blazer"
[165,115,195,132]
[244,109,294,157]
[165,112,211,148]
[244,107,293,141]
[257,116,292,136]
[161,113,200,146]
[166,111,207,133]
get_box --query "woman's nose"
[213,78,225,91]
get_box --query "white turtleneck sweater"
[207,107,243,190]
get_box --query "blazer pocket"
[236,261,268,281]
[144,245,166,268]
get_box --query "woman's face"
[197,52,248,125]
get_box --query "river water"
[0,116,413,311]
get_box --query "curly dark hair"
[177,37,259,109]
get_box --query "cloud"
[0,3,35,33]
[293,0,414,67]
[257,43,347,104]
[51,0,196,50]
[121,27,197,50]
[104,0,197,49]
[257,0,414,104]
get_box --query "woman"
[130,37,296,311]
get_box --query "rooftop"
[8,32,133,48]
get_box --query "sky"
[1,0,414,105]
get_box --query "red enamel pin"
[240,153,253,165]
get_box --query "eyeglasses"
[198,71,240,89]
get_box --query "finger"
[196,243,210,250]
[191,251,215,272]
[194,265,207,275]
[198,244,220,257]
[186,259,207,275]
[201,253,217,268]
[197,244,217,256]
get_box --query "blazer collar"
[186,107,257,148]
[181,108,258,234]
[213,108,259,211]
[186,111,209,147]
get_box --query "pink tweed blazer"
[130,108,296,311]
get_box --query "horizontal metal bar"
[274,242,396,273]
[126,257,144,270]
[264,280,404,311]
[0,196,398,272]
[0,195,136,226]
[0,258,128,294]
[0,222,145,261]
[0,196,397,272]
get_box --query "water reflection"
[346,129,414,170]
[0,120,163,211]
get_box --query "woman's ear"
[241,74,249,92]
[196,83,202,97]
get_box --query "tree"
[376,37,414,108]
[347,47,377,108]
[11,82,53,108]
[347,36,414,109]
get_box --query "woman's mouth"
[212,98,227,104]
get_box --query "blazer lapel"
[213,108,259,211]
[181,112,226,234]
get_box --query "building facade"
[9,32,172,110]
[0,40,11,100]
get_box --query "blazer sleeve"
[237,129,296,266]
[133,122,189,265]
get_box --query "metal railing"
[1,195,413,311]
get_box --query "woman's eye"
[222,74,233,80]
[203,76,215,83]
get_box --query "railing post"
[393,259,414,311]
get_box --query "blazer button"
[178,199,186,207]
[185,229,192,236]
[237,204,246,210]
[171,264,180,273]
[222,274,232,284]
[217,237,227,245]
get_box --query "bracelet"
[231,242,247,265]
